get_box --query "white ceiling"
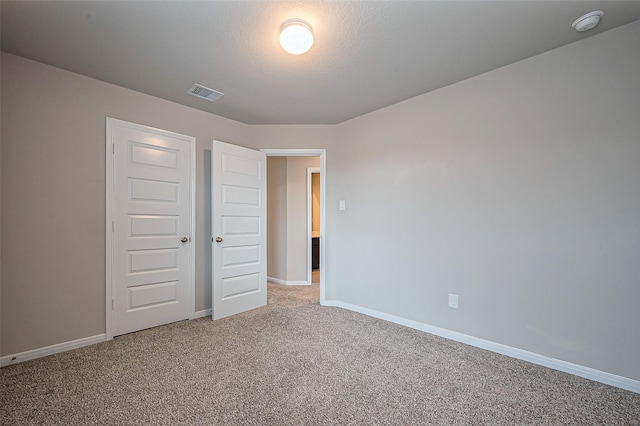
[2,1,640,125]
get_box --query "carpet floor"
[1,282,639,425]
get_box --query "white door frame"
[307,167,320,286]
[105,118,196,340]
[261,149,327,304]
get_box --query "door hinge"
[111,299,115,310]
[112,144,115,155]
[112,221,115,232]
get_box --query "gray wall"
[333,21,640,380]
[312,173,320,233]
[0,53,336,356]
[266,156,320,283]
[248,125,337,294]
[0,52,248,354]
[267,157,287,280]
[286,156,320,282]
[2,20,639,383]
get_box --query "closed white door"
[212,140,266,320]
[108,118,194,336]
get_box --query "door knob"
[215,237,223,243]
[181,237,188,243]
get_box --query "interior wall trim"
[0,334,107,367]
[267,276,310,286]
[324,300,639,394]
[194,309,212,319]
[4,300,637,394]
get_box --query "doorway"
[262,149,327,304]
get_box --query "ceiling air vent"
[187,84,224,102]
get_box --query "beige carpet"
[1,281,638,425]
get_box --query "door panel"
[129,178,179,202]
[212,141,266,320]
[109,118,193,336]
[129,281,178,308]
[222,273,260,297]
[128,248,178,273]
[129,215,179,236]
[222,216,260,235]
[130,143,179,168]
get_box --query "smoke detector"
[572,11,603,32]
[187,84,224,102]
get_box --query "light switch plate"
[339,200,346,211]
[448,293,459,309]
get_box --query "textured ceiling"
[2,1,640,125]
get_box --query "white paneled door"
[212,141,267,320]
[108,118,194,337]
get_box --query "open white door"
[212,140,267,319]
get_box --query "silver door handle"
[215,237,223,243]
[181,237,188,243]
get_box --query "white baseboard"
[329,300,639,394]
[194,309,212,319]
[1,334,107,367]
[267,276,310,286]
[4,303,637,394]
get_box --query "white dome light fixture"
[279,18,314,55]
[572,10,604,32]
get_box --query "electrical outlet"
[448,293,459,309]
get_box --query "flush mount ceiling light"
[279,18,313,55]
[572,10,604,32]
